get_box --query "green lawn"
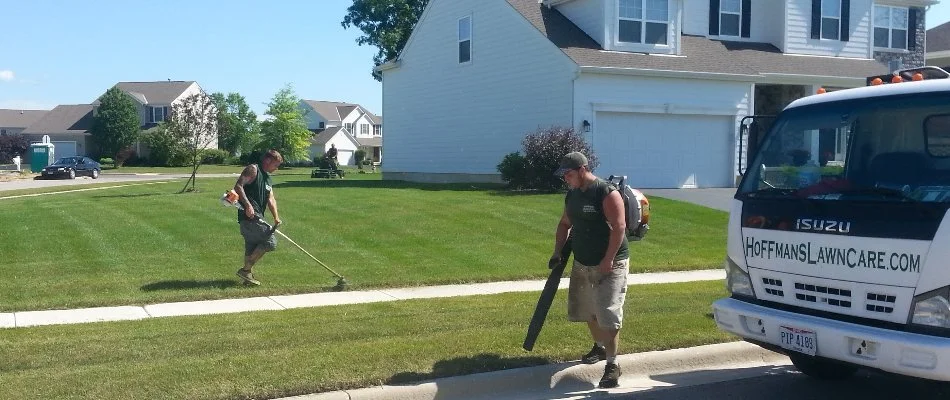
[1,174,727,311]
[0,281,734,400]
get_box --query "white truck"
[713,66,950,380]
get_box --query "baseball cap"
[554,151,588,177]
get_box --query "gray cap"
[554,151,588,176]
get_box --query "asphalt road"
[0,173,237,193]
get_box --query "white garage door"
[51,141,77,159]
[595,112,733,188]
[338,150,354,166]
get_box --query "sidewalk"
[0,269,724,329]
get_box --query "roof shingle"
[21,105,95,135]
[0,109,49,129]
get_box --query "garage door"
[594,112,734,188]
[51,141,77,159]
[338,150,354,166]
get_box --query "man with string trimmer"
[231,149,283,285]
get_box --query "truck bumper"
[713,297,950,381]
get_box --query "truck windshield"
[739,92,950,203]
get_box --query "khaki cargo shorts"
[567,258,629,330]
[240,219,277,256]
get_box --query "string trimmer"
[221,190,348,291]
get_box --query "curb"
[283,341,789,400]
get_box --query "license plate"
[779,325,817,356]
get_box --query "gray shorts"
[567,258,629,330]
[239,219,277,256]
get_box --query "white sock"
[595,341,604,348]
[606,356,616,364]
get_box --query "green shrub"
[497,126,597,191]
[0,134,29,163]
[99,157,114,166]
[201,149,230,164]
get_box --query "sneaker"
[581,344,607,364]
[236,269,260,286]
[598,362,621,389]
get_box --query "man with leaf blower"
[551,151,629,389]
[234,149,283,286]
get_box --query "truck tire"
[789,353,858,380]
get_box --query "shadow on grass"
[386,353,551,385]
[140,279,240,291]
[275,179,562,196]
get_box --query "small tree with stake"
[163,93,218,193]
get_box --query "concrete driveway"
[641,188,736,212]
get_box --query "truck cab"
[713,67,950,380]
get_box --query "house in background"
[94,81,216,159]
[0,109,49,137]
[299,100,383,165]
[379,0,933,188]
[926,21,950,68]
[17,80,216,162]
[20,105,95,160]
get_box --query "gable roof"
[302,100,381,124]
[0,109,49,128]
[100,81,195,105]
[927,21,950,53]
[21,105,95,135]
[507,0,888,81]
[356,137,382,147]
[311,126,360,147]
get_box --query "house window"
[319,122,325,129]
[0,129,6,136]
[874,5,908,49]
[152,106,168,123]
[719,0,741,36]
[361,124,369,135]
[820,0,841,40]
[374,125,381,136]
[345,123,354,132]
[618,0,668,45]
[458,16,472,63]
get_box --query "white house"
[379,0,933,188]
[300,100,383,165]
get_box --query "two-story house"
[18,80,216,161]
[379,0,934,188]
[299,100,383,165]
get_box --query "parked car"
[40,157,101,179]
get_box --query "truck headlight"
[911,288,950,329]
[725,256,755,298]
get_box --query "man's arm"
[267,190,280,226]
[599,190,626,273]
[233,164,258,219]
[552,208,572,265]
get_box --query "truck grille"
[865,292,896,314]
[761,278,784,297]
[794,282,852,308]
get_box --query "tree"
[91,87,140,167]
[161,93,218,193]
[497,126,598,191]
[0,134,29,164]
[341,0,429,80]
[258,85,311,162]
[210,92,260,156]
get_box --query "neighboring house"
[19,105,96,160]
[926,21,950,68]
[379,0,934,188]
[308,127,361,166]
[0,109,48,137]
[299,100,383,164]
[93,80,218,158]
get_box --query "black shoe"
[598,362,621,388]
[581,344,606,364]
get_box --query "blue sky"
[2,1,950,118]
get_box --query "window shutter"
[709,0,720,35]
[741,0,751,38]
[908,8,917,50]
[811,0,821,39]
[840,0,850,42]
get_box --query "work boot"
[598,362,621,388]
[236,269,261,286]
[581,344,606,364]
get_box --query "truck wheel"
[789,354,858,380]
